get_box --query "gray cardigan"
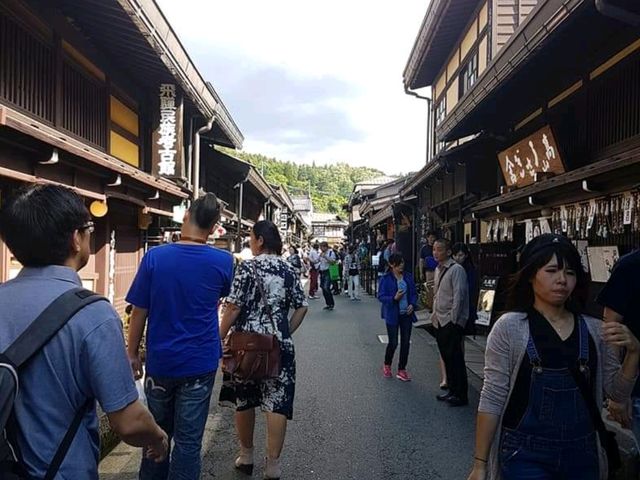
[478,312,636,480]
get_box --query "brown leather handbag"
[222,262,281,381]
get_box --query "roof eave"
[117,0,243,148]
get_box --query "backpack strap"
[2,288,105,368]
[2,287,106,479]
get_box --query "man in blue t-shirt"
[0,185,167,479]
[127,192,233,480]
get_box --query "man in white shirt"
[318,242,337,310]
[307,243,321,299]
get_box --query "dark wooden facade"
[0,0,242,316]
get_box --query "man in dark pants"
[318,241,337,311]
[432,238,470,406]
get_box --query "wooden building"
[0,0,243,315]
[402,0,640,323]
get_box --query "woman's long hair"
[506,235,589,313]
[452,242,475,270]
[253,220,283,255]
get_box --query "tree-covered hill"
[218,147,385,213]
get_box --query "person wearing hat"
[467,234,640,480]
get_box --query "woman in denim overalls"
[468,235,640,480]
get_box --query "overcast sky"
[157,0,431,175]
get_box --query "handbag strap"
[251,261,277,332]
[569,364,609,445]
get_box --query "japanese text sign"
[498,125,564,188]
[152,84,185,179]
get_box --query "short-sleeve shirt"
[0,266,138,479]
[318,249,336,271]
[420,244,437,271]
[126,243,233,378]
[597,250,640,395]
[226,254,308,347]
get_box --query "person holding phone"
[378,253,418,381]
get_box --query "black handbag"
[570,366,622,479]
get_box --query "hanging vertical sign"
[279,211,288,232]
[152,83,185,179]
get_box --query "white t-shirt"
[308,249,321,269]
[319,249,336,271]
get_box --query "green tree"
[218,147,387,213]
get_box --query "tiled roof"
[292,195,313,211]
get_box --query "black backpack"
[0,288,106,480]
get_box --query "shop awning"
[472,140,640,218]
[369,205,394,228]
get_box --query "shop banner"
[498,125,565,188]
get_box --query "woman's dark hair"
[388,253,404,266]
[188,192,220,230]
[253,220,283,255]
[289,245,298,254]
[452,242,474,268]
[0,184,90,267]
[506,234,589,313]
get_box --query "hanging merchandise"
[623,194,633,226]
[507,219,515,242]
[526,220,533,243]
[567,205,575,238]
[561,206,568,234]
[632,192,640,232]
[540,219,552,235]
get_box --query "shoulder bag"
[222,262,281,382]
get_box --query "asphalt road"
[100,289,478,480]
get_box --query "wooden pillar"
[94,214,110,297]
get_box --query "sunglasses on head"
[78,221,95,234]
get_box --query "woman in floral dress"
[219,220,308,480]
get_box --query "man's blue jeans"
[139,371,215,480]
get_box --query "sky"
[156,0,431,176]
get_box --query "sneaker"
[447,396,469,407]
[396,370,412,382]
[382,365,392,378]
[323,305,334,311]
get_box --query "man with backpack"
[0,184,167,479]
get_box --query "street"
[100,289,478,480]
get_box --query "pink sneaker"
[382,365,392,378]
[396,370,412,382]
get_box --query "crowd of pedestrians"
[0,184,310,480]
[3,183,640,480]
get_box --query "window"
[435,98,446,127]
[459,51,478,98]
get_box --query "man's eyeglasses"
[78,221,95,234]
